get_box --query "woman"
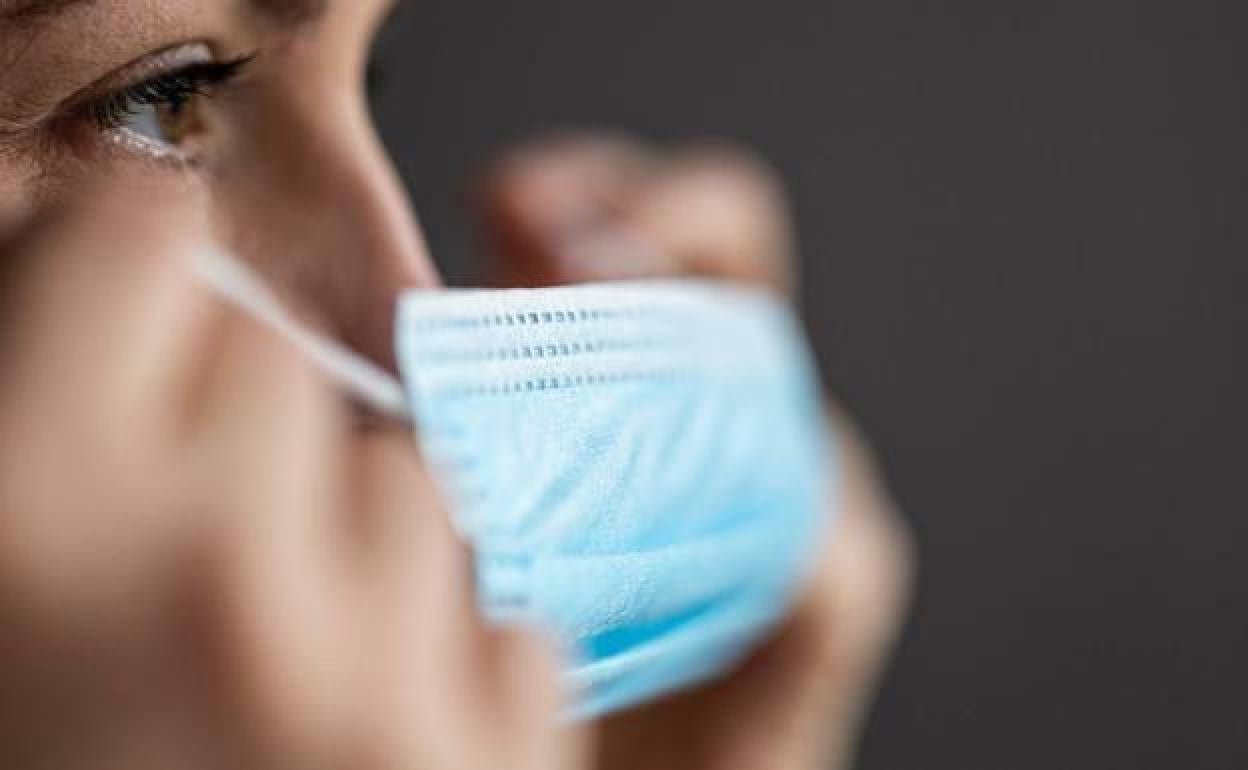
[0,1,913,768]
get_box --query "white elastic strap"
[192,247,412,424]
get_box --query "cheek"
[0,117,213,228]
[0,131,78,219]
[0,143,206,243]
[0,163,34,234]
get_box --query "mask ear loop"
[191,246,413,426]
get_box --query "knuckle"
[650,143,793,230]
[484,132,652,212]
[495,131,648,177]
[666,142,792,222]
[678,139,784,187]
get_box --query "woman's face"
[0,0,436,371]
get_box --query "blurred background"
[370,2,1246,768]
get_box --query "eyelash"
[85,55,254,133]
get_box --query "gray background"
[371,2,1247,768]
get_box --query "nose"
[216,72,439,375]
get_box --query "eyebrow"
[1,0,94,23]
[1,0,329,25]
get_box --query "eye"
[83,53,254,159]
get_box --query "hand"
[480,134,916,770]
[0,181,585,770]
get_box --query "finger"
[628,143,797,295]
[478,133,796,294]
[477,132,675,285]
[817,410,916,695]
[725,412,915,769]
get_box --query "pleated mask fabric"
[396,280,833,719]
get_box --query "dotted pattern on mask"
[419,337,676,365]
[435,367,685,400]
[402,297,781,404]
[406,306,660,332]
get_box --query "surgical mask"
[194,250,833,719]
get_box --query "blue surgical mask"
[192,250,832,719]
[395,281,833,719]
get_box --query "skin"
[0,1,914,769]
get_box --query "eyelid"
[60,42,219,117]
[34,42,255,170]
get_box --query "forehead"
[0,0,328,26]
